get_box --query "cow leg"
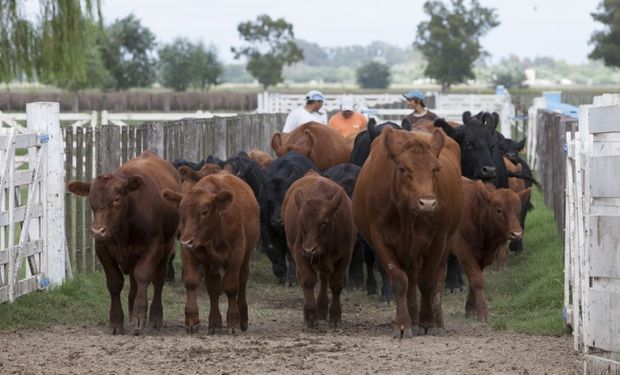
[293,252,318,328]
[328,259,347,328]
[265,234,287,284]
[378,262,393,302]
[132,248,160,336]
[238,253,251,332]
[166,248,176,284]
[457,251,488,321]
[204,266,223,334]
[128,271,136,322]
[97,244,125,335]
[418,238,448,334]
[182,249,202,334]
[362,241,377,295]
[405,265,421,336]
[148,253,167,330]
[223,265,242,334]
[286,251,297,287]
[445,254,464,292]
[370,227,411,338]
[317,271,329,321]
[347,240,364,289]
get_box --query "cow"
[162,173,259,334]
[224,151,264,199]
[260,152,318,284]
[447,178,530,320]
[271,122,351,171]
[282,172,356,328]
[350,118,411,167]
[249,149,274,169]
[67,150,181,335]
[352,127,463,338]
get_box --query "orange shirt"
[328,112,368,138]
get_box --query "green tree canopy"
[191,42,223,91]
[0,0,100,84]
[356,60,391,89]
[415,0,499,92]
[158,38,223,92]
[589,0,620,67]
[101,14,157,90]
[232,15,303,89]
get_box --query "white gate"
[0,103,67,303]
[565,94,620,373]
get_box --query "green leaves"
[158,38,223,92]
[589,0,620,67]
[356,61,391,89]
[415,0,499,92]
[232,14,303,89]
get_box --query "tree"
[415,0,499,92]
[191,42,223,91]
[101,14,157,90]
[232,15,303,89]
[158,38,195,92]
[589,0,620,67]
[492,55,526,89]
[0,0,100,84]
[356,60,391,89]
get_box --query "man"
[402,89,437,127]
[282,90,328,133]
[328,96,368,138]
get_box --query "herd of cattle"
[66,111,535,338]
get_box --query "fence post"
[26,102,66,286]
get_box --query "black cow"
[260,152,317,284]
[224,151,264,199]
[350,118,411,167]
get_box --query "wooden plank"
[85,127,94,273]
[121,126,128,164]
[64,127,74,275]
[96,125,121,174]
[0,203,43,226]
[75,127,84,273]
[1,170,34,188]
[15,277,37,298]
[128,125,136,159]
[182,119,201,162]
[585,288,620,353]
[585,354,620,374]
[590,216,620,279]
[204,118,214,157]
[213,117,227,160]
[0,134,38,150]
[0,285,7,303]
[589,105,620,134]
[145,121,165,157]
[590,156,620,198]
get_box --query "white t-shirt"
[282,106,328,133]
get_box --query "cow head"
[384,127,443,214]
[499,137,526,164]
[293,188,344,257]
[67,174,143,241]
[476,180,532,240]
[272,129,315,158]
[162,188,233,250]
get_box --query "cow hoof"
[240,323,248,332]
[393,326,413,339]
[227,327,238,335]
[208,327,222,335]
[186,324,200,334]
[133,319,145,336]
[411,325,423,336]
[306,320,318,329]
[150,319,163,330]
[328,320,340,329]
[110,325,124,335]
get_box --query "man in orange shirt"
[328,96,368,139]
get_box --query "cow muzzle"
[416,197,438,212]
[180,238,194,250]
[509,231,523,240]
[479,166,496,179]
[91,226,108,240]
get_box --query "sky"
[98,0,602,65]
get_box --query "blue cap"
[402,89,425,101]
[305,90,325,102]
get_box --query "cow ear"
[462,111,472,125]
[476,180,492,203]
[329,189,344,214]
[367,118,378,140]
[271,132,285,157]
[214,190,233,210]
[430,128,445,158]
[401,117,412,131]
[67,181,91,196]
[518,188,531,205]
[125,176,143,193]
[433,118,455,138]
[294,189,304,209]
[492,112,500,130]
[304,170,319,177]
[383,127,405,161]
[303,129,316,148]
[517,138,526,152]
[180,166,204,182]
[223,163,234,174]
[162,188,182,207]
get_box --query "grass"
[0,186,566,336]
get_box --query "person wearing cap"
[282,90,328,133]
[328,96,368,139]
[402,89,437,127]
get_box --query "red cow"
[352,127,463,338]
[271,122,351,170]
[448,178,531,320]
[282,172,356,328]
[67,150,181,335]
[162,173,259,334]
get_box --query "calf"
[448,178,530,320]
[353,127,463,338]
[67,150,181,335]
[249,149,274,169]
[162,173,259,334]
[271,122,351,170]
[282,173,356,327]
[260,152,318,284]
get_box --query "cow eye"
[202,209,209,216]
[496,207,502,214]
[321,220,328,227]
[113,197,121,204]
[432,168,440,177]
[397,165,406,173]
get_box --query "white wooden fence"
[565,94,620,373]
[0,103,66,303]
[256,90,515,137]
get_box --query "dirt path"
[0,285,582,375]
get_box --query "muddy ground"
[0,259,582,375]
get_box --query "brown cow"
[249,149,273,169]
[448,178,531,320]
[162,173,259,334]
[67,150,181,335]
[271,122,351,170]
[352,127,463,338]
[282,172,356,328]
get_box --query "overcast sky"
[100,0,601,64]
